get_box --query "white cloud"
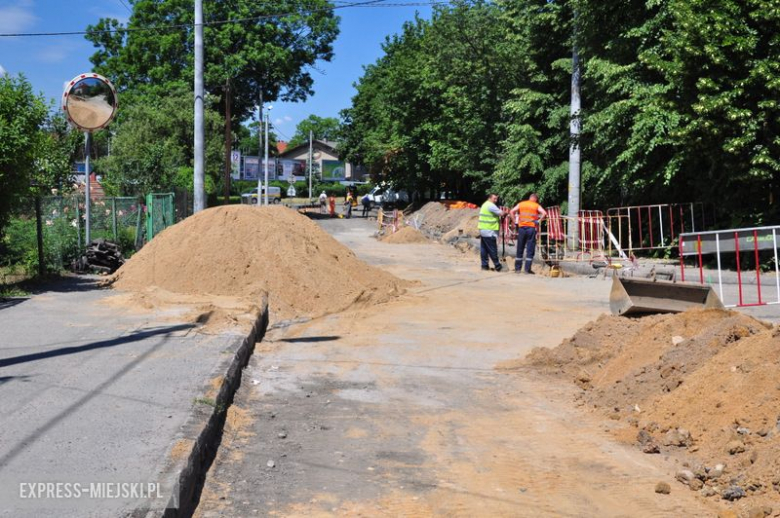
[0,1,37,34]
[284,115,292,122]
[36,41,83,64]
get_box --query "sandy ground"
[194,218,721,517]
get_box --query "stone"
[277,431,287,439]
[757,428,769,437]
[689,478,704,491]
[664,428,692,447]
[727,440,746,455]
[642,442,660,454]
[655,482,671,494]
[718,511,738,518]
[676,470,695,485]
[266,460,276,468]
[700,486,718,498]
[672,335,685,346]
[737,427,751,435]
[749,450,758,464]
[709,465,725,480]
[721,485,746,501]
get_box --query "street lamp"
[263,104,273,206]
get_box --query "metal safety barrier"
[679,225,780,308]
[377,209,399,234]
[607,202,708,253]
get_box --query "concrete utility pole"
[193,0,205,213]
[263,105,271,205]
[308,130,313,201]
[257,94,263,204]
[567,36,582,250]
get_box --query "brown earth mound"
[111,205,406,322]
[382,226,429,244]
[414,202,479,241]
[520,309,780,508]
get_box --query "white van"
[241,185,282,204]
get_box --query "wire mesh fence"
[2,192,176,276]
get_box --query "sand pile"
[413,202,480,242]
[381,226,429,244]
[111,205,405,322]
[521,309,780,508]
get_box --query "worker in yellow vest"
[510,193,547,274]
[478,193,508,272]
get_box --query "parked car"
[241,186,281,204]
[365,184,409,208]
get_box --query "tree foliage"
[340,0,780,223]
[288,114,341,147]
[0,74,58,237]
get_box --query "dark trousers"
[515,226,537,272]
[480,235,501,269]
[362,202,370,217]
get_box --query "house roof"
[279,139,339,159]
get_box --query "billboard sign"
[321,160,346,181]
[277,159,306,180]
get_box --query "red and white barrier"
[679,226,780,308]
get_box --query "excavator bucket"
[610,276,724,316]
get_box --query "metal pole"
[85,131,92,244]
[257,95,262,204]
[263,109,270,206]
[308,129,313,201]
[193,0,205,213]
[35,194,44,277]
[567,21,581,251]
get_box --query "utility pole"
[257,94,262,204]
[224,80,232,205]
[567,29,581,251]
[193,0,205,213]
[308,130,313,202]
[263,106,271,205]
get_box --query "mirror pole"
[85,131,92,245]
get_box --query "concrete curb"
[138,297,269,518]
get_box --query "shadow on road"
[0,324,194,369]
[279,335,341,343]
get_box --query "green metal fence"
[5,193,176,275]
[145,193,175,242]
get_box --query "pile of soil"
[111,205,406,322]
[382,226,429,244]
[413,202,480,242]
[521,309,780,509]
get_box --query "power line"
[115,0,132,14]
[0,0,447,38]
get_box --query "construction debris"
[72,239,125,274]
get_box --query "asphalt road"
[0,277,243,516]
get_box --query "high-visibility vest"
[516,200,541,227]
[478,201,500,231]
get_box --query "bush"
[1,214,79,275]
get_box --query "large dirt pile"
[522,309,780,509]
[112,205,406,322]
[381,226,429,245]
[413,202,480,242]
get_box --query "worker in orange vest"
[510,193,547,274]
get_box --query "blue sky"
[0,0,436,140]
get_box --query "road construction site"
[2,203,779,517]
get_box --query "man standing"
[510,193,547,274]
[361,193,371,218]
[478,193,506,272]
[319,191,327,214]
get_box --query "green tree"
[288,114,341,147]
[0,74,48,236]
[96,88,224,195]
[85,0,340,197]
